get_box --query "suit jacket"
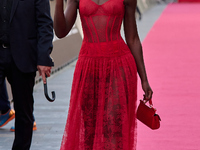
[9,0,54,73]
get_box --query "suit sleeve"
[35,0,54,66]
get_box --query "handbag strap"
[142,95,153,106]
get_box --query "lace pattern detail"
[60,54,137,150]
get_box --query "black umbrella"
[43,75,55,102]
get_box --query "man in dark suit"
[0,0,54,149]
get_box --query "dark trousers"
[0,80,10,111]
[0,45,36,150]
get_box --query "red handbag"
[136,99,161,130]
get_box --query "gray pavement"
[0,3,167,150]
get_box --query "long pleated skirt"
[60,40,138,150]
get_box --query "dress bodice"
[79,0,125,43]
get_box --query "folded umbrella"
[43,75,55,102]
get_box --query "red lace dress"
[60,0,137,149]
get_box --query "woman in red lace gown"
[54,0,153,149]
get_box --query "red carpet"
[137,3,200,150]
[178,0,200,2]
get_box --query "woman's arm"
[123,0,153,100]
[54,0,79,38]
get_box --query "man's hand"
[37,65,52,84]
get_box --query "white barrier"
[137,0,157,13]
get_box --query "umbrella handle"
[43,76,55,102]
